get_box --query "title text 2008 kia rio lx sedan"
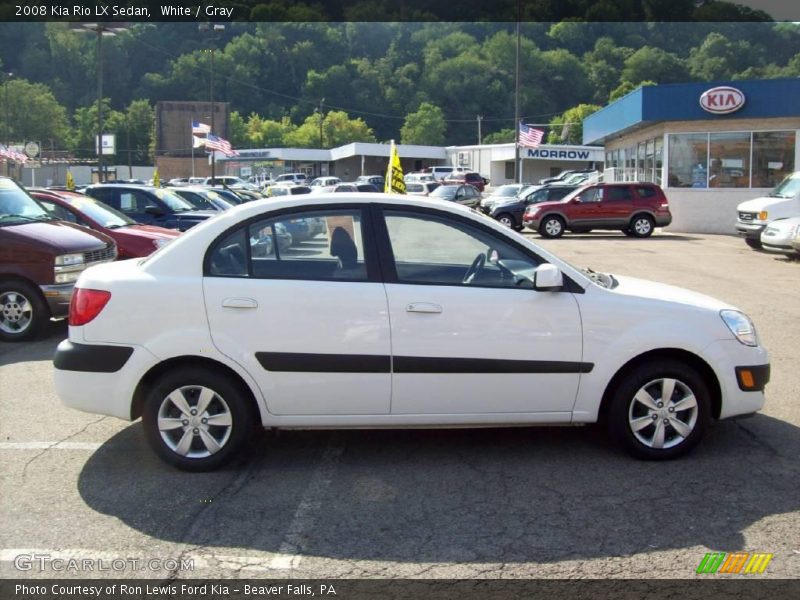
[54,194,770,471]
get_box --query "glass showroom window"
[709,132,751,188]
[637,142,646,181]
[752,131,796,188]
[668,133,709,188]
[654,138,663,185]
[645,139,655,183]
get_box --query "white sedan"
[760,216,800,259]
[54,194,770,470]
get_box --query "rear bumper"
[39,283,74,319]
[654,214,672,227]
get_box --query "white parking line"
[268,440,346,570]
[0,442,102,451]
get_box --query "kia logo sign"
[700,86,745,114]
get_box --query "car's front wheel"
[496,213,516,229]
[608,360,710,460]
[142,368,256,471]
[0,280,48,342]
[744,238,762,250]
[539,215,565,238]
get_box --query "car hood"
[736,195,796,212]
[609,275,735,312]
[115,224,182,240]
[2,221,110,254]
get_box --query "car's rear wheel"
[539,215,565,239]
[608,359,710,460]
[0,280,48,342]
[496,213,515,229]
[142,368,255,471]
[629,214,655,238]
[744,238,762,250]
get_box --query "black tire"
[142,367,257,471]
[744,238,762,250]
[628,214,655,238]
[622,228,636,237]
[607,359,711,460]
[496,213,516,229]
[0,279,48,342]
[538,215,566,239]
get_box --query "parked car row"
[736,171,800,259]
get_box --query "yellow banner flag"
[65,170,75,191]
[152,168,160,188]
[384,140,406,194]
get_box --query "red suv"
[522,182,672,238]
[443,171,487,193]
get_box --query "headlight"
[54,253,84,267]
[152,238,171,249]
[54,271,81,284]
[720,310,758,347]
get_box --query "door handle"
[406,302,442,314]
[222,297,258,309]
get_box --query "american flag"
[204,134,239,157]
[192,121,211,134]
[518,122,544,148]
[0,145,28,163]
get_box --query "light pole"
[199,23,225,183]
[318,97,325,149]
[72,23,128,183]
[3,72,12,148]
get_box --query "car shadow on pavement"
[0,321,66,367]
[525,233,704,242]
[77,414,800,564]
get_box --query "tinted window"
[606,187,633,201]
[208,228,248,277]
[547,187,574,201]
[636,186,657,198]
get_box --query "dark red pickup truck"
[0,177,116,341]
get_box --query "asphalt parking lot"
[0,231,798,580]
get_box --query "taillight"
[69,288,111,326]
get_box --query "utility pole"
[477,115,483,145]
[3,72,11,148]
[200,23,225,183]
[318,97,325,148]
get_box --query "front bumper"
[703,339,769,419]
[39,283,74,319]
[736,221,767,239]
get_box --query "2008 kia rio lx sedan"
[53,194,770,471]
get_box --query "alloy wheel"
[0,291,33,335]
[627,377,698,449]
[157,385,233,458]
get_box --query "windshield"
[173,189,216,211]
[0,179,54,225]
[770,173,800,198]
[431,185,457,199]
[493,185,521,197]
[153,188,197,211]
[64,195,135,228]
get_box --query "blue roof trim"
[583,78,800,146]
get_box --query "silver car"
[760,217,800,258]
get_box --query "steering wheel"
[462,253,486,284]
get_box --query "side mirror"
[533,264,563,291]
[572,197,582,204]
[145,205,165,216]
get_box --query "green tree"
[400,102,446,146]
[70,98,123,158]
[608,80,656,102]
[2,79,71,147]
[483,128,515,144]
[546,104,602,145]
[621,46,688,85]
[229,111,248,148]
[284,110,375,148]
[246,114,297,147]
[687,32,764,81]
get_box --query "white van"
[736,172,800,249]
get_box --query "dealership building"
[583,78,800,233]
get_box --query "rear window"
[406,183,424,193]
